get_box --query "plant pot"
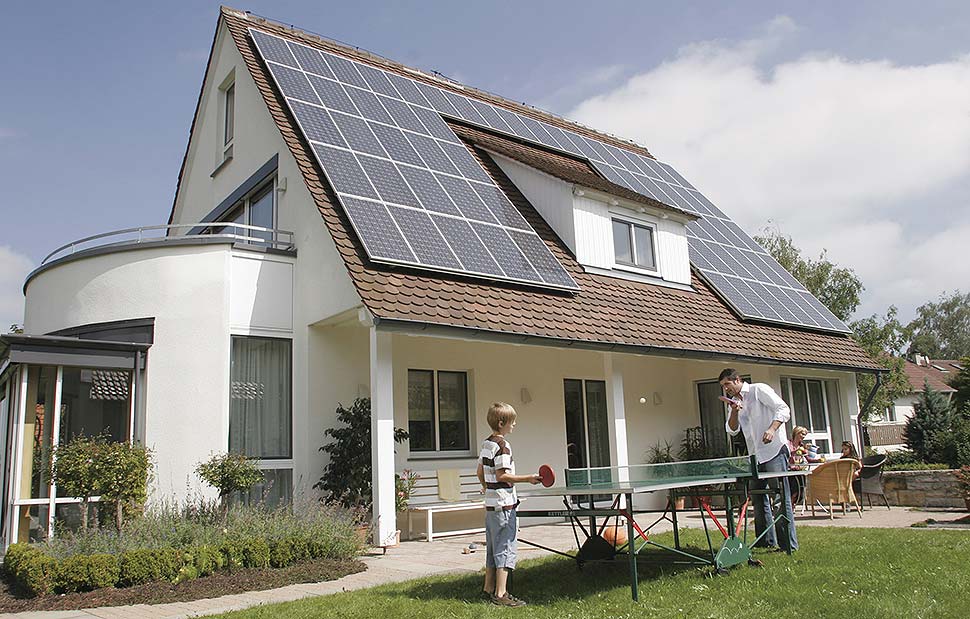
[673,496,686,510]
[354,524,371,545]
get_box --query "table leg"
[627,492,638,601]
[671,492,680,549]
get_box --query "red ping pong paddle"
[718,395,740,406]
[538,464,555,487]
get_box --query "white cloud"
[567,17,970,323]
[0,246,32,332]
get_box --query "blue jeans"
[752,447,798,552]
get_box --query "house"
[0,7,881,548]
[866,355,961,451]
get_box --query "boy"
[477,402,540,607]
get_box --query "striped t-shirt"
[480,434,518,510]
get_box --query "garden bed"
[0,557,365,612]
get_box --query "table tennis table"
[517,455,808,601]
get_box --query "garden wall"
[881,470,964,508]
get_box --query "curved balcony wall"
[22,225,296,499]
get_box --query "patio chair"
[853,454,890,509]
[805,459,862,519]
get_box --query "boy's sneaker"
[491,593,527,607]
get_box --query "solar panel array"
[248,28,851,333]
[249,29,577,291]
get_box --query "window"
[224,83,235,147]
[780,377,832,453]
[229,336,292,506]
[612,218,656,271]
[563,379,610,470]
[407,370,470,453]
[209,180,276,244]
[697,375,750,457]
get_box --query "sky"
[2,1,970,333]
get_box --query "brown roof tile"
[903,359,960,393]
[221,9,880,372]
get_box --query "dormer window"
[612,217,657,273]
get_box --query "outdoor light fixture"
[653,392,663,405]
[520,387,532,404]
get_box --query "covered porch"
[354,321,865,546]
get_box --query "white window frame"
[217,70,236,167]
[406,369,473,458]
[211,176,278,242]
[610,212,660,277]
[781,377,834,453]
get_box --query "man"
[719,368,798,553]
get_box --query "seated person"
[840,441,860,460]
[788,426,822,465]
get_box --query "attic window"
[952,363,964,371]
[930,364,949,372]
[612,217,657,272]
[224,83,235,146]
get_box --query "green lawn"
[216,528,970,618]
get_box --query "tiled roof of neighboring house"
[903,359,960,393]
[217,8,880,372]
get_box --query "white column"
[604,353,630,483]
[369,328,396,547]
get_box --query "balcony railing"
[41,223,296,265]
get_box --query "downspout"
[856,372,883,454]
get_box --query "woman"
[788,426,812,465]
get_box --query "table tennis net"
[565,456,751,488]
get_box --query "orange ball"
[601,524,628,547]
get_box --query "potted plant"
[646,441,684,510]
[955,466,970,512]
[679,427,715,507]
[389,469,419,546]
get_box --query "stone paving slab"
[4,507,963,619]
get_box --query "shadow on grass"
[392,545,715,604]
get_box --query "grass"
[215,527,970,618]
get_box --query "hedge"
[4,530,342,596]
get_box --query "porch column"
[369,328,396,547]
[604,353,630,482]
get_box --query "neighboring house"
[866,355,961,451]
[0,7,880,548]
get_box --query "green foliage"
[314,398,408,508]
[119,549,164,586]
[884,462,950,471]
[52,553,120,592]
[97,441,153,530]
[947,356,970,413]
[394,469,419,512]
[188,544,223,576]
[3,544,56,596]
[49,435,104,531]
[850,307,911,422]
[754,228,863,322]
[645,440,675,464]
[904,382,955,463]
[196,453,264,503]
[905,291,970,358]
[678,427,713,460]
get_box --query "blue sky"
[3,1,970,331]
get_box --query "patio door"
[697,376,749,457]
[563,379,611,471]
[780,377,832,453]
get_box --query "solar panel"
[251,30,579,291]
[251,28,849,331]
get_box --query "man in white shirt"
[719,368,798,553]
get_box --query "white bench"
[405,468,485,542]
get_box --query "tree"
[97,441,153,530]
[903,381,954,463]
[195,452,263,519]
[49,436,104,530]
[905,291,970,359]
[849,307,912,421]
[754,228,864,322]
[948,356,970,414]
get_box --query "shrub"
[189,544,223,576]
[97,441,153,530]
[48,435,105,531]
[87,554,121,590]
[119,549,162,586]
[157,547,184,581]
[885,462,950,471]
[5,545,57,596]
[315,398,408,508]
[196,453,263,517]
[904,382,954,462]
[240,537,270,568]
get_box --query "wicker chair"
[853,454,890,509]
[805,459,862,519]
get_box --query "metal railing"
[41,222,296,265]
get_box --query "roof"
[448,123,698,220]
[902,359,961,393]
[216,8,880,372]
